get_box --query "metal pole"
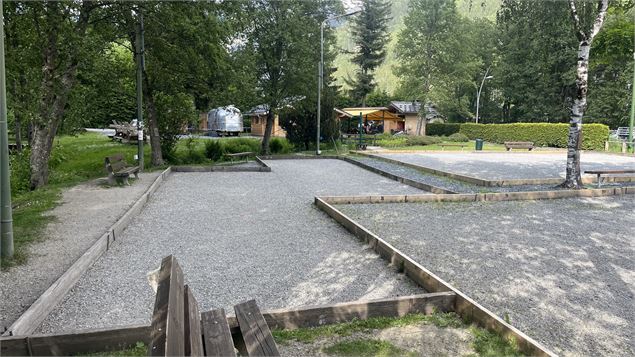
[629,51,634,153]
[476,66,490,124]
[0,0,14,258]
[136,12,145,170]
[316,22,323,155]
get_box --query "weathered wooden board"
[234,300,279,356]
[149,255,185,356]
[184,285,204,356]
[201,309,237,357]
[0,324,151,356]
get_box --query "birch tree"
[562,0,609,188]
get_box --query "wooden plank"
[149,255,185,356]
[0,324,151,356]
[3,232,110,336]
[201,309,236,357]
[184,285,204,357]
[234,300,279,356]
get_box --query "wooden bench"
[584,169,635,188]
[438,143,468,151]
[149,255,279,357]
[105,154,139,185]
[504,141,534,151]
[224,152,253,162]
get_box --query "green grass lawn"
[3,132,153,268]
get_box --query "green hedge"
[427,123,461,136]
[458,123,608,150]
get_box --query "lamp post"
[476,66,493,124]
[135,10,145,171]
[0,0,14,259]
[317,10,360,155]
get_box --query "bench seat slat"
[234,300,279,356]
[202,309,236,357]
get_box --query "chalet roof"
[388,101,422,114]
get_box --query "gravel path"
[375,152,635,180]
[0,172,161,331]
[38,159,425,333]
[347,156,580,193]
[337,196,635,356]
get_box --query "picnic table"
[584,169,635,188]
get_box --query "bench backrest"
[105,154,128,173]
[149,255,203,357]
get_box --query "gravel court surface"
[37,159,425,333]
[337,196,635,357]
[375,152,635,180]
[0,172,161,330]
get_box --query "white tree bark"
[562,0,608,189]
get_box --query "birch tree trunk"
[562,0,608,188]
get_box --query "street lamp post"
[476,66,493,124]
[317,10,360,155]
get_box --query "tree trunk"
[563,0,608,188]
[261,110,274,155]
[142,71,164,166]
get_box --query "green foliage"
[154,92,197,162]
[470,326,522,357]
[377,137,407,147]
[323,339,414,357]
[269,138,293,154]
[180,138,206,164]
[405,136,442,146]
[205,140,225,161]
[83,342,147,356]
[427,123,461,136]
[348,0,392,104]
[459,123,609,150]
[9,150,31,195]
[222,138,261,154]
[447,133,470,142]
[273,312,464,344]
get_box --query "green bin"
[475,139,484,151]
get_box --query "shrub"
[9,150,31,194]
[377,137,407,147]
[269,137,293,154]
[446,133,469,142]
[181,138,205,164]
[222,138,260,154]
[205,140,225,161]
[459,123,609,150]
[405,135,442,146]
[427,123,461,136]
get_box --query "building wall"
[250,114,287,137]
[383,119,405,134]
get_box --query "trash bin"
[475,139,484,151]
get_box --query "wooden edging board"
[319,186,635,205]
[359,152,635,186]
[0,293,455,356]
[3,167,172,337]
[314,197,557,357]
[338,156,455,194]
[172,164,270,173]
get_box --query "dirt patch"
[278,322,474,356]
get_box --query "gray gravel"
[348,156,581,193]
[375,152,635,180]
[37,159,425,333]
[0,172,162,331]
[337,196,635,357]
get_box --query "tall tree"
[246,0,339,154]
[562,0,609,188]
[348,0,391,106]
[4,1,114,189]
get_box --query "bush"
[9,150,31,194]
[223,138,261,154]
[405,135,442,146]
[377,137,407,147]
[427,123,461,136]
[181,138,205,164]
[269,137,293,154]
[205,140,225,161]
[446,133,469,142]
[459,123,609,150]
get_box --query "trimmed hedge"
[427,123,460,136]
[458,123,608,150]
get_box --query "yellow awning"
[339,107,401,121]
